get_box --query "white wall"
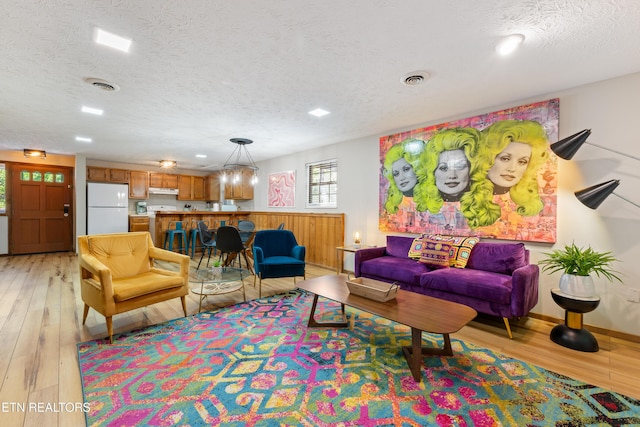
[0,216,7,254]
[251,71,640,336]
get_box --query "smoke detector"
[401,70,431,86]
[84,77,120,92]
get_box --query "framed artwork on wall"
[379,98,559,243]
[268,170,296,207]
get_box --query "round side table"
[550,288,600,352]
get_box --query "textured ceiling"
[2,1,640,171]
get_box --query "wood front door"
[10,164,74,254]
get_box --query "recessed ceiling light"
[196,154,207,158]
[81,106,103,115]
[75,136,92,142]
[496,34,525,56]
[94,28,132,53]
[309,108,330,117]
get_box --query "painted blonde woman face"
[434,149,470,198]
[487,141,532,189]
[391,158,418,196]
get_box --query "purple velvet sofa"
[354,235,539,338]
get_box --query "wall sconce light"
[159,160,177,168]
[24,149,46,159]
[550,129,640,210]
[353,231,361,248]
[550,129,640,162]
[575,179,640,209]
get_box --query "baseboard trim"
[528,312,640,344]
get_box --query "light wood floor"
[1,252,638,427]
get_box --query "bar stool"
[188,219,211,258]
[163,221,188,254]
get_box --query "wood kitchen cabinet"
[205,174,220,201]
[129,215,150,232]
[149,173,178,189]
[177,175,205,201]
[223,168,254,200]
[87,166,108,181]
[129,170,149,199]
[87,166,129,183]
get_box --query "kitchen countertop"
[153,211,249,215]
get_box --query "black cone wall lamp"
[550,129,639,209]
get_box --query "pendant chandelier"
[222,138,258,185]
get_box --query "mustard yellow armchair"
[78,232,190,342]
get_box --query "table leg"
[307,294,348,328]
[402,331,454,382]
[198,282,204,313]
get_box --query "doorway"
[10,163,74,254]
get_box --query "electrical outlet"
[624,288,640,303]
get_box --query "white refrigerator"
[87,183,129,234]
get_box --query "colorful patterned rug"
[77,290,640,426]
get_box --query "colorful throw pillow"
[418,238,451,269]
[408,237,426,259]
[428,235,480,268]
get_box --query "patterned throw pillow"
[418,238,451,269]
[408,237,425,259]
[428,235,480,268]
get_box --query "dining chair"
[215,226,252,272]
[189,218,210,258]
[196,220,217,270]
[237,220,256,244]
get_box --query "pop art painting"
[379,99,559,243]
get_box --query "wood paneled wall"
[248,212,345,269]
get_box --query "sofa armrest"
[149,246,190,279]
[291,245,306,261]
[354,246,387,277]
[253,246,265,264]
[510,264,540,317]
[78,253,114,298]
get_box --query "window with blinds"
[306,159,337,208]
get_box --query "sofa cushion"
[112,271,184,302]
[360,256,430,285]
[87,233,151,280]
[386,235,416,259]
[418,238,451,269]
[466,242,526,275]
[419,268,513,304]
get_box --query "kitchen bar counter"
[152,211,251,247]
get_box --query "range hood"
[148,187,179,195]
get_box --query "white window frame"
[306,159,337,208]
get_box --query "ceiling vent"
[401,71,430,86]
[84,77,120,92]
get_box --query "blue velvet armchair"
[252,230,306,298]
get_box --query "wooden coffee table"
[297,275,477,382]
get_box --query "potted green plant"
[539,242,622,298]
[211,260,223,279]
